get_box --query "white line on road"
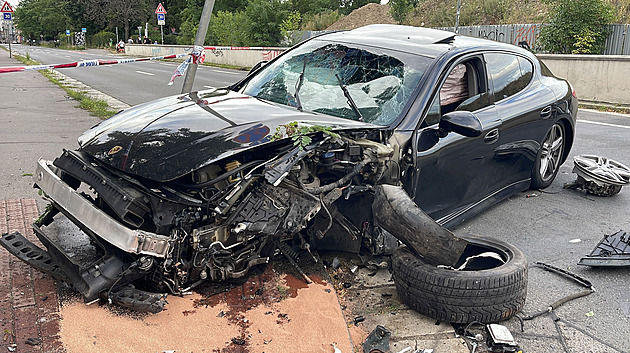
[211,69,241,75]
[135,70,155,76]
[579,120,630,130]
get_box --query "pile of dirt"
[327,3,397,31]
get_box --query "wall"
[125,44,285,68]
[538,54,630,107]
[125,45,630,107]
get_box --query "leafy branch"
[271,121,340,150]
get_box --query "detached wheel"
[531,122,565,189]
[391,235,527,324]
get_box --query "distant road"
[6,45,248,106]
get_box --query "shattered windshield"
[241,40,432,125]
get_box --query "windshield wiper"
[335,73,364,122]
[294,57,307,112]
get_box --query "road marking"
[579,120,630,130]
[135,70,155,76]
[211,69,241,75]
[204,86,216,89]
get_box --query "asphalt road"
[456,109,630,352]
[7,45,248,105]
[2,45,630,352]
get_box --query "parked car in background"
[1,25,577,323]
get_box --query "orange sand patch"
[59,273,354,352]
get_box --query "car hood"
[78,89,377,182]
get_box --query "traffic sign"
[2,12,10,20]
[1,1,14,13]
[66,29,70,35]
[155,3,166,14]
[82,28,86,33]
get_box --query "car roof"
[319,24,530,59]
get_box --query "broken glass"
[242,40,432,125]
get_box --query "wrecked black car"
[1,25,577,323]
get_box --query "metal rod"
[181,0,216,94]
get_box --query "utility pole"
[455,0,462,34]
[181,0,215,94]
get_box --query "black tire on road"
[391,235,527,324]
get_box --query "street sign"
[66,29,70,36]
[0,1,13,13]
[157,13,165,25]
[2,12,10,20]
[82,28,87,33]
[155,3,166,14]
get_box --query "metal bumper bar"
[34,158,170,258]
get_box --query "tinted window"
[485,53,532,101]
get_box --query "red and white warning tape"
[0,52,189,74]
[0,46,212,85]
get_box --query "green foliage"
[91,31,116,48]
[272,122,339,150]
[14,0,72,40]
[539,0,614,54]
[281,11,303,37]
[243,0,289,46]
[301,10,342,30]
[207,11,247,45]
[389,0,419,24]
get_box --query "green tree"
[14,0,73,40]
[207,11,247,45]
[539,0,614,54]
[389,0,419,24]
[243,0,288,46]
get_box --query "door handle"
[541,106,552,119]
[484,128,499,144]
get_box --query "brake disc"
[568,155,630,196]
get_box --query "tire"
[531,122,565,189]
[391,235,527,324]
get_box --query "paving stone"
[15,325,43,353]
[14,305,39,329]
[1,199,62,353]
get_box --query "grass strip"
[11,49,118,119]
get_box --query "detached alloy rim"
[573,155,630,186]
[539,123,564,183]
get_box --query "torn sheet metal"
[579,230,630,267]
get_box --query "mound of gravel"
[327,3,396,30]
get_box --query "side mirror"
[438,111,483,138]
[248,60,268,75]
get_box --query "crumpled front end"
[0,129,402,313]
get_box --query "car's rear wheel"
[391,235,527,324]
[531,122,565,189]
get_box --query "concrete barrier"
[538,54,630,107]
[125,45,630,107]
[125,44,285,68]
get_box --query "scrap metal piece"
[578,230,630,267]
[108,287,168,314]
[363,325,391,353]
[486,324,519,352]
[567,155,630,196]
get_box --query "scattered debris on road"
[564,155,630,196]
[578,230,630,267]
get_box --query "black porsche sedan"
[1,25,577,323]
